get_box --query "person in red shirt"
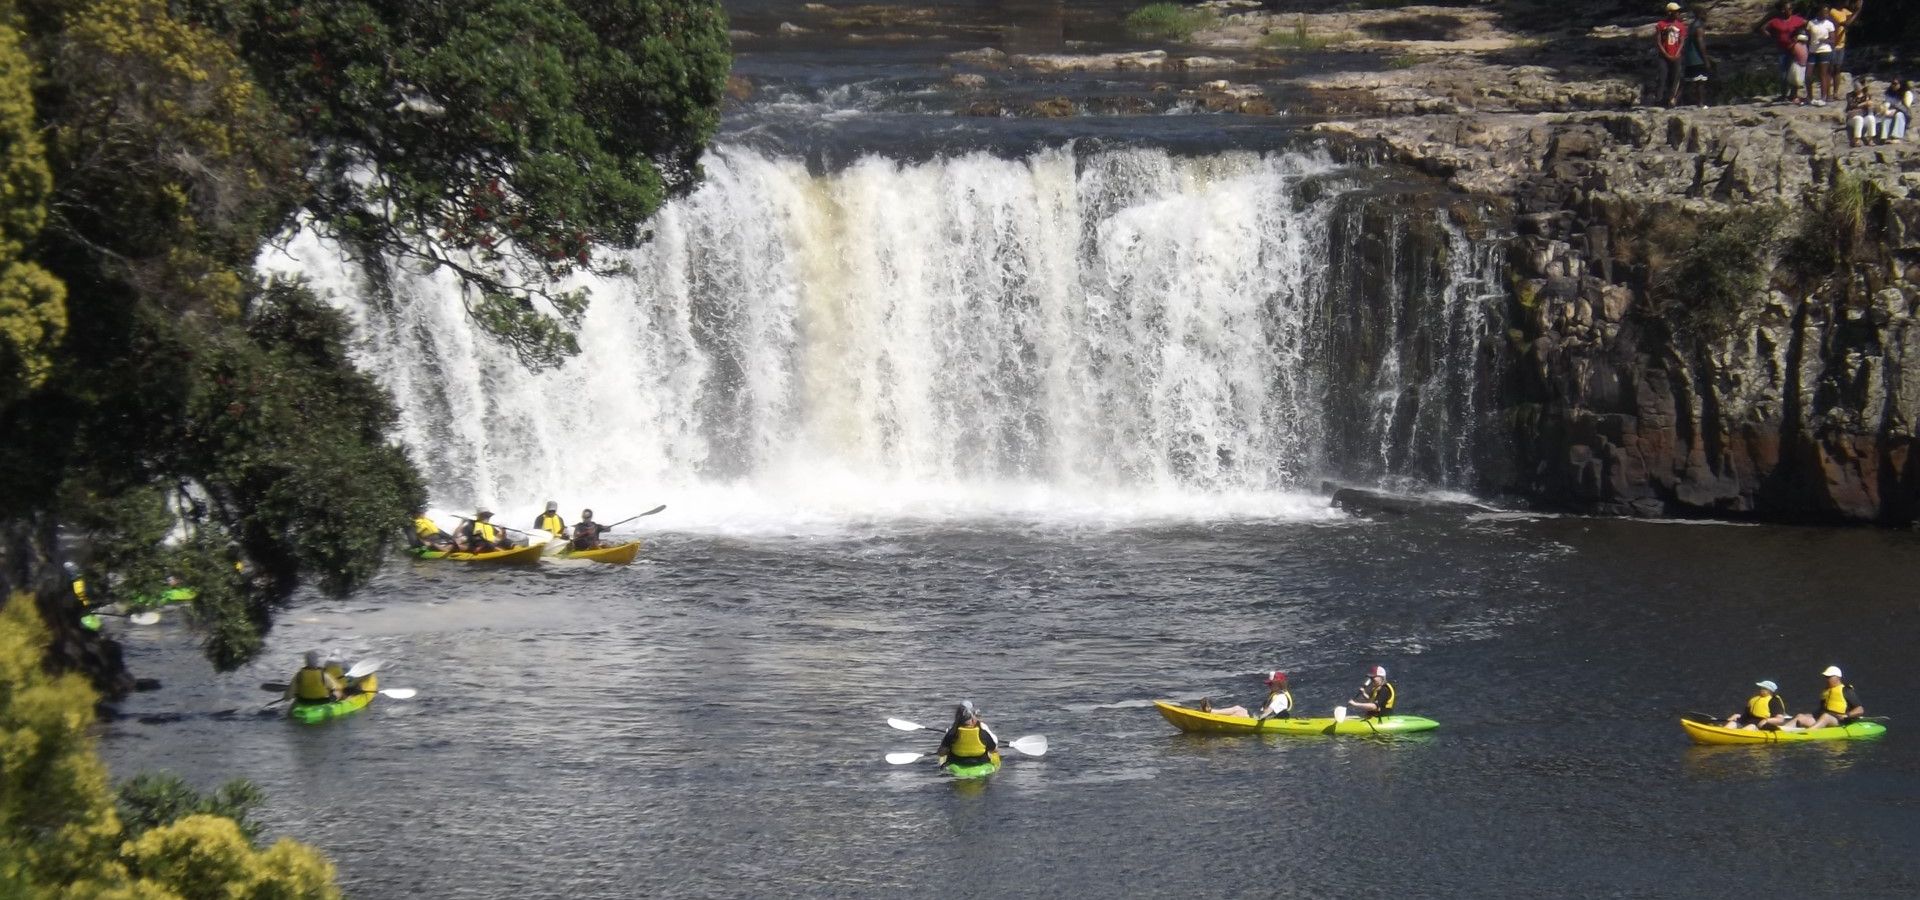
[1654,3,1689,107]
[1758,1,1808,103]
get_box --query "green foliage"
[1124,3,1213,42]
[1650,206,1785,341]
[118,773,267,844]
[0,17,64,407]
[1,597,342,898]
[188,0,733,367]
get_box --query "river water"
[97,1,1920,896]
[99,513,1920,898]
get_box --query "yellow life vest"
[536,513,564,534]
[1748,693,1782,719]
[414,516,443,539]
[1822,684,1851,715]
[71,577,88,606]
[950,724,988,758]
[474,521,501,543]
[1368,682,1396,714]
[293,667,332,701]
[324,663,345,682]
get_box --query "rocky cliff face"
[1323,107,1920,522]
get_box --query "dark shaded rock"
[1331,487,1488,516]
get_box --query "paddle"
[453,517,552,546]
[93,609,162,625]
[602,505,667,530]
[885,734,1049,764]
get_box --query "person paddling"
[1348,665,1396,719]
[410,507,454,550]
[287,650,344,705]
[534,500,567,536]
[455,508,513,553]
[570,509,611,551]
[937,701,1000,769]
[1790,666,1863,729]
[1725,679,1787,730]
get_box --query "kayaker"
[1790,666,1863,729]
[937,701,1000,768]
[1205,671,1293,719]
[1348,666,1396,719]
[287,650,344,704]
[1724,680,1787,730]
[570,509,610,551]
[410,507,454,550]
[534,501,567,536]
[455,508,513,552]
[64,561,88,607]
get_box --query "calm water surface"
[98,513,1920,898]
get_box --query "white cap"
[475,507,493,517]
[1756,680,1778,692]
[1664,2,1680,11]
[1369,665,1387,678]
[1822,666,1844,678]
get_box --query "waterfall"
[265,144,1502,531]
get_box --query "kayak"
[130,586,196,610]
[1681,717,1888,745]
[1154,700,1440,736]
[408,543,547,565]
[289,674,379,725]
[555,541,641,565]
[942,753,1002,779]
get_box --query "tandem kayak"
[408,543,548,565]
[1154,701,1440,736]
[942,753,1002,779]
[290,675,379,724]
[555,541,641,565]
[1680,717,1887,745]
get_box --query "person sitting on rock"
[1880,78,1912,143]
[1846,77,1879,147]
[1725,680,1788,730]
[1789,666,1863,729]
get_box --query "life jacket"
[571,524,599,550]
[1364,682,1396,716]
[1748,693,1784,719]
[71,577,88,606]
[1265,689,1293,717]
[473,521,501,544]
[1822,684,1856,715]
[1655,19,1686,59]
[536,512,565,534]
[293,667,332,701]
[324,662,345,682]
[414,516,443,540]
[950,725,988,758]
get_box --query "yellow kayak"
[408,543,548,565]
[1154,700,1439,736]
[1680,717,1887,745]
[555,541,641,564]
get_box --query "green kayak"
[130,586,196,610]
[1155,701,1440,736]
[289,675,379,724]
[943,755,1002,779]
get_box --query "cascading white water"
[265,144,1495,531]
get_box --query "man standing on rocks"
[1759,1,1807,103]
[1654,2,1689,108]
[1681,8,1715,108]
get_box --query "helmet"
[62,561,79,576]
[475,508,493,518]
[546,500,559,511]
[581,509,594,519]
[1267,670,1287,685]
[954,700,978,724]
[305,650,323,667]
[1368,665,1387,679]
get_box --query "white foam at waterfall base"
[260,144,1419,535]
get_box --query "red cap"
[1267,670,1288,684]
[1368,665,1387,678]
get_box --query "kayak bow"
[555,541,641,564]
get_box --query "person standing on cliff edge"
[1758,2,1808,103]
[1681,8,1715,108]
[1654,3,1689,108]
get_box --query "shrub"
[1124,3,1213,41]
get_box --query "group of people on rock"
[1197,665,1398,721]
[1652,1,1908,148]
[409,502,615,554]
[1723,665,1865,731]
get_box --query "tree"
[0,596,342,899]
[0,15,64,408]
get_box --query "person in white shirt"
[1806,9,1838,105]
[1201,671,1292,720]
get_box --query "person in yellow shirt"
[937,701,1000,768]
[287,650,344,705]
[534,501,567,536]
[410,507,454,550]
[1725,680,1787,730]
[1828,2,1859,77]
[1791,666,1864,729]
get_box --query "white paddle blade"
[1333,706,1347,723]
[344,658,384,679]
[887,718,928,732]
[528,529,553,545]
[1007,735,1048,757]
[129,611,162,625]
[377,688,417,699]
[885,752,925,765]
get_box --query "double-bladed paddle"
[885,734,1049,765]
